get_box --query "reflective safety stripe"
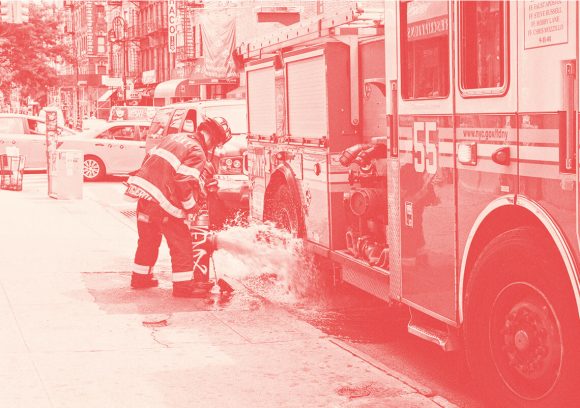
[176,164,200,179]
[172,271,194,282]
[181,195,196,210]
[150,147,181,171]
[137,212,150,223]
[127,176,186,218]
[133,264,151,275]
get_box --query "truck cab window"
[167,109,185,135]
[460,1,507,93]
[400,0,450,100]
[147,108,173,140]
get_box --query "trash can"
[49,149,83,199]
[0,154,25,191]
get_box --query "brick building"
[62,0,109,122]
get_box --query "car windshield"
[0,117,25,134]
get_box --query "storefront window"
[460,1,507,93]
[401,1,450,100]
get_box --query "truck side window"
[182,110,197,133]
[400,0,450,100]
[148,108,173,140]
[460,1,507,94]
[167,109,185,135]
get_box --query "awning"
[154,79,199,99]
[98,89,117,102]
[189,69,239,85]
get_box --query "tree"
[0,3,73,104]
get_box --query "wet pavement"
[86,177,482,407]
[0,175,458,408]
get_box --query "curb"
[328,338,459,408]
[329,337,434,397]
[233,276,458,407]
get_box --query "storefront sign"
[102,75,123,87]
[142,70,157,85]
[524,0,568,49]
[168,0,177,54]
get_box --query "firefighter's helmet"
[198,116,232,147]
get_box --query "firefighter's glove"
[200,162,216,186]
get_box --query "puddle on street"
[211,221,408,343]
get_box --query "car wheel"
[464,227,580,407]
[83,155,105,181]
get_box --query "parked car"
[0,113,77,170]
[59,120,150,181]
[145,99,248,225]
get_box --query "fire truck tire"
[267,184,300,236]
[464,227,580,408]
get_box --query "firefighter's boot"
[172,280,214,298]
[131,272,159,289]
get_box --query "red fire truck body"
[240,2,580,405]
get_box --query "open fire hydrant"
[187,210,233,294]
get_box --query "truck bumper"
[216,174,249,210]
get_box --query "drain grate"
[121,209,136,219]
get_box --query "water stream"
[209,221,404,343]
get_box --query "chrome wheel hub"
[490,282,562,400]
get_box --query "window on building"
[460,1,508,94]
[97,36,106,54]
[95,5,105,21]
[400,1,450,100]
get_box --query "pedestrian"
[124,117,231,298]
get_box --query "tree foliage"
[0,4,73,102]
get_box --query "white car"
[59,120,150,181]
[0,113,77,170]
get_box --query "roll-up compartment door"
[247,67,276,137]
[287,55,328,139]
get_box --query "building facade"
[53,0,360,122]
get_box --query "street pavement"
[0,174,457,408]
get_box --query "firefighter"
[125,117,231,298]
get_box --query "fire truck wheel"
[268,184,300,236]
[83,155,105,181]
[464,227,580,408]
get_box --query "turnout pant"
[133,199,194,282]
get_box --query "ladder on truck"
[237,3,384,60]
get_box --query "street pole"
[111,16,128,107]
[122,35,127,106]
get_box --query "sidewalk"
[0,180,453,408]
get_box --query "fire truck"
[239,2,580,406]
